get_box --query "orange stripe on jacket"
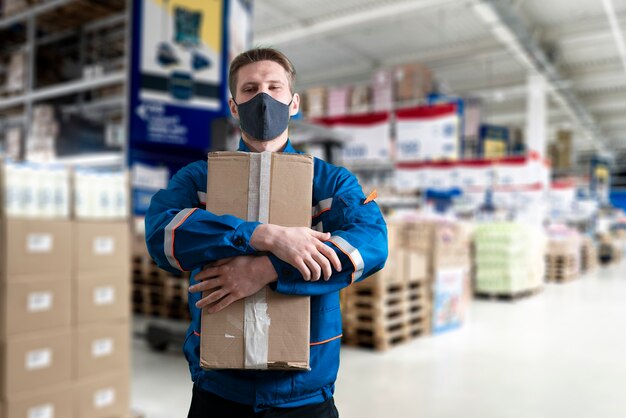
[310,334,343,346]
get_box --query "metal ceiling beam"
[254,0,470,46]
[477,0,609,149]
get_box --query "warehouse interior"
[1,0,626,417]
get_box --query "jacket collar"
[237,138,297,153]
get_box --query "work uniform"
[145,139,388,413]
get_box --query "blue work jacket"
[145,139,388,410]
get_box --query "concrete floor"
[132,262,626,418]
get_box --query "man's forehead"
[237,61,288,84]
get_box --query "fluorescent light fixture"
[602,0,626,73]
[472,2,499,25]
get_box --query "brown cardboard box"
[75,372,130,418]
[1,329,72,396]
[75,272,130,325]
[374,249,404,285]
[75,221,130,275]
[202,152,312,370]
[2,384,73,418]
[405,251,428,282]
[395,63,433,102]
[2,219,72,281]
[386,221,401,251]
[1,275,71,337]
[74,321,130,379]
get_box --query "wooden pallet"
[546,273,578,283]
[475,286,543,301]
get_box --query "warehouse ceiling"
[253,0,626,154]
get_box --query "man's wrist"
[250,223,276,252]
[258,255,278,284]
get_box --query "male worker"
[145,47,388,417]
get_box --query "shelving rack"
[0,0,128,162]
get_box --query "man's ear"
[289,93,300,117]
[229,97,239,120]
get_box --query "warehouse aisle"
[132,262,626,418]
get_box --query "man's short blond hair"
[228,47,296,99]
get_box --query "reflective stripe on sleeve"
[311,198,332,218]
[164,208,198,271]
[329,235,364,283]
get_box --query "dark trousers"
[188,384,339,418]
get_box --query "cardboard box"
[1,275,71,337]
[1,329,72,396]
[304,87,327,118]
[75,221,130,275]
[75,372,130,418]
[374,249,404,285]
[405,251,428,282]
[75,272,130,325]
[2,384,73,418]
[1,219,72,281]
[74,321,130,379]
[395,63,433,102]
[2,0,29,17]
[202,152,312,370]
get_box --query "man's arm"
[144,162,262,273]
[263,171,388,296]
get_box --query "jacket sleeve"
[145,162,261,273]
[268,170,388,296]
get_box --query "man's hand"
[250,224,342,281]
[189,256,278,313]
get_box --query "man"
[145,47,388,417]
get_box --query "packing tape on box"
[243,151,272,369]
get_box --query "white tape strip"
[247,154,260,222]
[258,152,271,224]
[244,288,271,369]
[242,151,273,369]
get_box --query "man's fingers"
[189,277,222,294]
[304,257,321,282]
[313,251,332,281]
[206,294,237,314]
[195,266,221,281]
[318,242,342,272]
[294,259,311,281]
[310,230,331,241]
[195,288,227,309]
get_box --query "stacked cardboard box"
[73,221,131,417]
[545,233,581,283]
[26,105,59,162]
[2,0,31,17]
[474,223,545,297]
[5,51,26,95]
[371,69,393,112]
[326,86,351,117]
[403,220,472,333]
[0,159,132,417]
[342,222,431,350]
[349,84,370,114]
[394,63,433,103]
[1,219,74,418]
[303,87,327,118]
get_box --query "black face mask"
[234,92,293,141]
